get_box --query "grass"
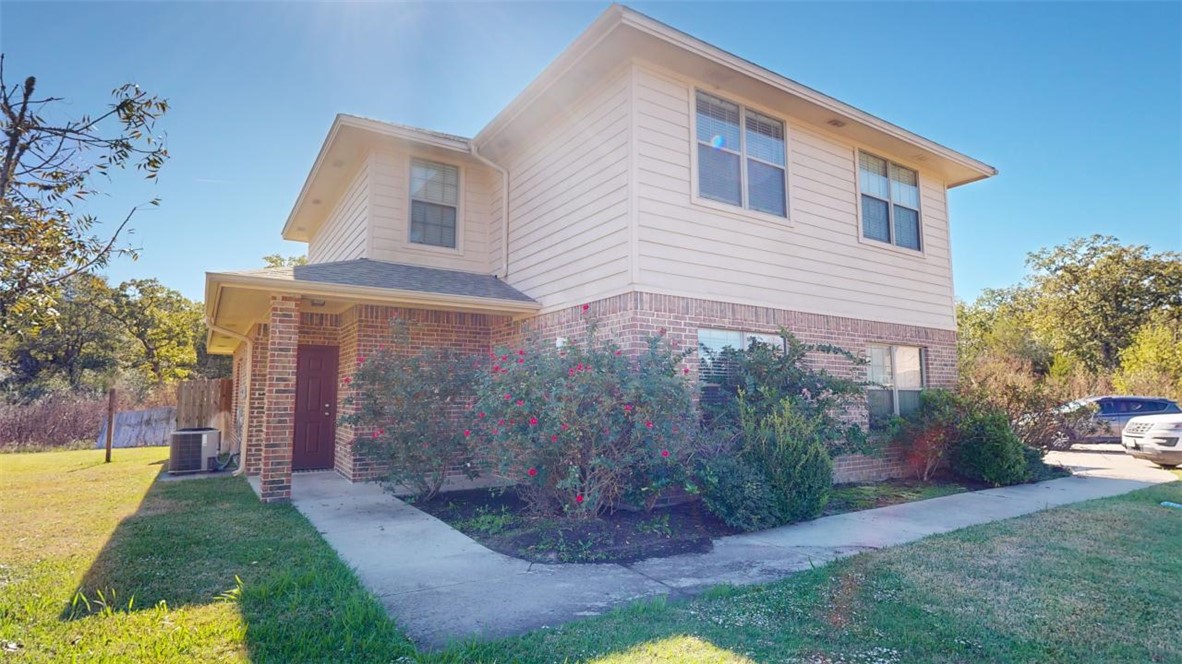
[823,479,968,516]
[3,448,1180,663]
[0,447,413,662]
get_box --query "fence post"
[104,388,115,463]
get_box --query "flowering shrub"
[341,329,480,502]
[471,320,695,518]
[888,389,960,481]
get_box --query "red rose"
[501,355,508,361]
[498,419,505,426]
[551,435,558,442]
[575,494,584,503]
[463,429,472,437]
[623,404,633,412]
[343,376,352,384]
[378,429,385,435]
[371,431,379,438]
[561,423,569,431]
[527,467,537,477]
[645,421,654,429]
[517,358,524,364]
[504,393,512,400]
[529,417,538,426]
[492,364,501,372]
[661,449,670,458]
[683,367,690,375]
[615,350,622,356]
[517,349,525,355]
[516,400,525,406]
[581,304,590,312]
[477,412,485,419]
[357,356,365,363]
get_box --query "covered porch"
[204,258,538,502]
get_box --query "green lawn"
[0,448,412,662]
[3,449,1180,663]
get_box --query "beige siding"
[307,161,369,264]
[500,67,633,308]
[367,147,493,273]
[633,64,956,330]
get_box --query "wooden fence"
[176,378,233,431]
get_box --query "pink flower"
[551,435,559,442]
[504,393,512,401]
[517,349,526,356]
[517,358,524,364]
[561,423,569,431]
[615,350,622,356]
[581,304,590,312]
[463,429,472,437]
[477,412,485,419]
[527,467,538,477]
[371,431,379,438]
[568,368,576,376]
[529,417,538,426]
[501,355,509,361]
[516,400,525,407]
[493,428,500,435]
[378,429,385,435]
[645,420,654,429]
[492,364,502,372]
[575,494,584,503]
[357,356,366,364]
[623,404,633,412]
[343,376,352,384]
[660,449,670,458]
[683,367,690,375]
[498,419,505,426]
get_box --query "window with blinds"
[695,91,787,217]
[409,158,459,249]
[867,344,925,428]
[859,152,921,250]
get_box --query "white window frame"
[697,328,786,381]
[407,155,464,254]
[690,89,791,225]
[855,150,924,254]
[867,344,926,425]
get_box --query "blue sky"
[3,2,1179,303]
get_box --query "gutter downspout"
[470,143,510,279]
[206,316,252,477]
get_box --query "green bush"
[949,409,1031,486]
[888,389,962,481]
[698,398,833,531]
[697,455,785,532]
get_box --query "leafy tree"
[1114,320,1182,401]
[262,254,307,268]
[0,56,168,330]
[101,279,201,384]
[1025,235,1182,371]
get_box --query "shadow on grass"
[61,470,415,662]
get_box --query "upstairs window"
[409,158,459,249]
[695,91,787,217]
[867,344,925,428]
[859,152,921,250]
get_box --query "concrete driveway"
[261,448,1176,649]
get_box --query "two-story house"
[204,5,996,502]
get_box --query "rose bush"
[471,319,696,518]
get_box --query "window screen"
[859,152,921,251]
[696,91,786,217]
[409,159,459,248]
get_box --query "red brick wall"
[260,295,299,502]
[493,291,957,483]
[243,323,268,476]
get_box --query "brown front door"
[292,345,338,471]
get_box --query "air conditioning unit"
[169,428,221,474]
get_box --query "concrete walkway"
[258,452,1175,649]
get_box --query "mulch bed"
[414,487,737,564]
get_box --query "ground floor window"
[867,344,925,428]
[697,328,785,406]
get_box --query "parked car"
[1122,413,1182,468]
[1057,396,1181,444]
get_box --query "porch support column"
[260,294,300,503]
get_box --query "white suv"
[1122,413,1182,469]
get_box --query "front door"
[292,345,338,470]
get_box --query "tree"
[1025,235,1182,371]
[101,279,201,384]
[1114,320,1182,401]
[0,55,168,330]
[262,254,307,268]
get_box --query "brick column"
[243,324,268,475]
[260,295,299,502]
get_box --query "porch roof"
[204,258,539,354]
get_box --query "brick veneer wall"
[493,291,957,483]
[243,323,268,476]
[260,295,300,502]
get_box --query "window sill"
[690,195,791,230]
[402,241,464,257]
[856,234,926,259]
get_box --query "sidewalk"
[262,456,1173,648]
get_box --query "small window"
[867,344,925,428]
[695,91,787,217]
[859,152,921,251]
[409,158,459,248]
[697,329,785,382]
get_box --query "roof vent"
[827,119,846,128]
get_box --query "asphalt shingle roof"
[228,259,535,303]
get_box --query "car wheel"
[1155,463,1179,469]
